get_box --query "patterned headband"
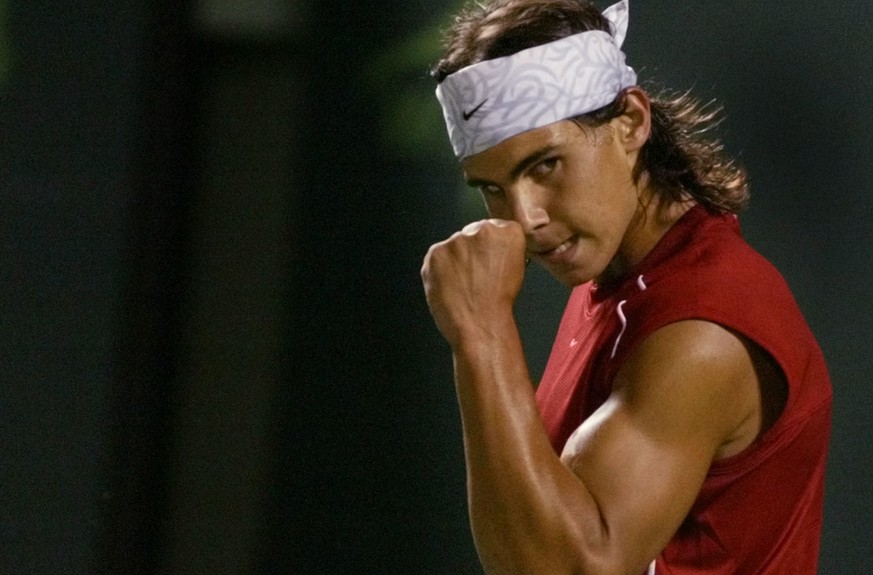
[436,1,636,160]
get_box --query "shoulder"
[646,213,789,304]
[610,319,762,458]
[615,213,801,361]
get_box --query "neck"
[598,186,694,286]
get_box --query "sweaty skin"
[422,88,777,574]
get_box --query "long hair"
[432,0,749,214]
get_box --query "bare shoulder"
[610,319,778,460]
[560,319,775,476]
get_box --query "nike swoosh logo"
[462,99,488,121]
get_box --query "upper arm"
[559,320,762,572]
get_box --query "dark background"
[1,1,870,573]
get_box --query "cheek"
[594,163,639,217]
[556,154,636,225]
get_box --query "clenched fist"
[421,219,528,349]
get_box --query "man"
[420,1,831,573]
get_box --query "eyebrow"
[465,144,561,188]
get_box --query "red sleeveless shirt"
[536,206,831,574]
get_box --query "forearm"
[451,313,609,574]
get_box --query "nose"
[510,187,549,233]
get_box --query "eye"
[478,184,504,199]
[531,157,559,178]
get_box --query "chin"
[549,266,597,288]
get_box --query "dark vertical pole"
[98,3,197,574]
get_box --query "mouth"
[533,236,578,263]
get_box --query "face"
[462,118,644,286]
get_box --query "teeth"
[553,240,571,255]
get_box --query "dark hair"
[432,0,749,214]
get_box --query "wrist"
[449,309,519,354]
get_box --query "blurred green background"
[1,1,870,573]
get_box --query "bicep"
[559,320,759,568]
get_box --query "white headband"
[436,0,636,159]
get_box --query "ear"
[614,86,651,155]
